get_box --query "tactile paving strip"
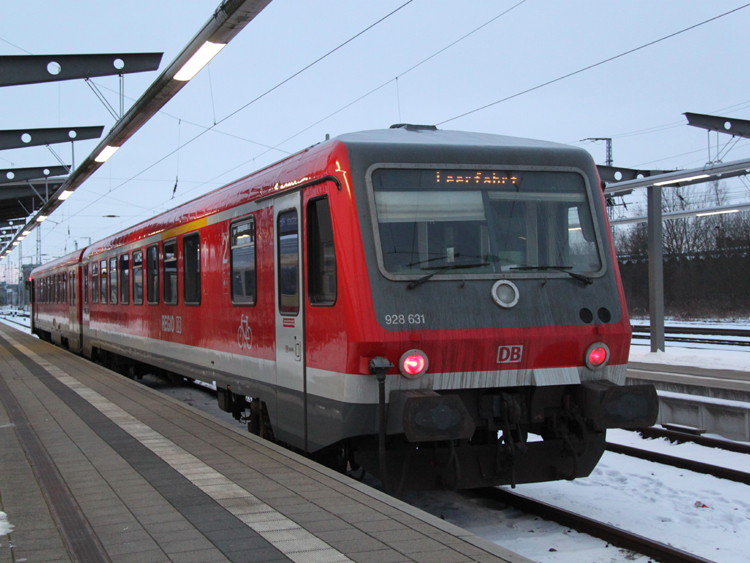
[0,350,111,563]
[1,331,357,563]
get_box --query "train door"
[68,267,80,352]
[29,278,36,333]
[81,261,91,357]
[273,191,307,450]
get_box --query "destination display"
[435,170,518,185]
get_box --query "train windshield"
[370,168,602,277]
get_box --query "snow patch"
[629,343,750,373]
[0,511,12,536]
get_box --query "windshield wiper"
[407,262,490,290]
[510,265,593,285]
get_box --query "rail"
[605,442,750,485]
[480,487,714,563]
[631,324,750,347]
[636,427,750,455]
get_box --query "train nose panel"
[388,390,476,442]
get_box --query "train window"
[370,168,603,278]
[183,234,200,305]
[146,245,159,304]
[133,250,143,305]
[70,271,76,305]
[277,210,299,315]
[100,260,108,304]
[63,272,67,304]
[119,253,130,305]
[230,218,256,305]
[109,257,118,305]
[83,264,89,305]
[307,198,337,306]
[163,240,177,305]
[56,274,60,303]
[92,263,99,304]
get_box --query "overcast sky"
[2,0,750,278]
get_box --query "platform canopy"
[0,0,274,258]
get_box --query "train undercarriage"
[64,344,657,494]
[226,379,658,494]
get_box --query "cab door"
[273,191,307,450]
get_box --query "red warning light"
[585,344,609,370]
[399,349,429,378]
[588,347,607,366]
[403,354,425,375]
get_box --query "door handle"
[294,342,301,361]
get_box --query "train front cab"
[332,129,659,492]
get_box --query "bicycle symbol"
[237,315,252,350]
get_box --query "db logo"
[497,345,523,364]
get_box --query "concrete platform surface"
[0,324,530,563]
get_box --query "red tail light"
[585,343,610,370]
[400,349,429,379]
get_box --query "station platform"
[0,324,530,563]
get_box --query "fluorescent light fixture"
[95,145,120,163]
[174,41,226,81]
[58,190,74,201]
[37,215,48,222]
[653,174,710,186]
[12,241,19,246]
[22,230,31,235]
[696,209,740,217]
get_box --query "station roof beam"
[685,112,750,139]
[0,166,69,185]
[0,126,104,151]
[0,53,163,87]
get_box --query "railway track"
[605,427,750,486]
[636,426,750,455]
[476,428,750,562]
[480,487,714,563]
[631,324,750,347]
[605,442,750,485]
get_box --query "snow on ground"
[505,449,750,563]
[630,343,750,372]
[408,436,750,563]
[405,488,654,563]
[0,511,11,537]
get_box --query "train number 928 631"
[384,314,426,326]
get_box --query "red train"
[30,125,657,492]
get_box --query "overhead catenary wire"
[436,3,750,126]
[37,0,417,247]
[163,0,531,204]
